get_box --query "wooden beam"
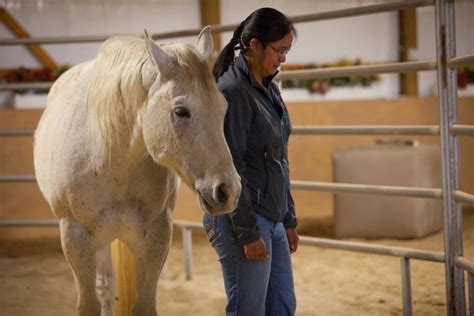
[399,8,418,96]
[199,0,221,54]
[0,7,57,68]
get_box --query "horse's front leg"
[60,217,101,316]
[130,209,172,316]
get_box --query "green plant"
[281,58,380,94]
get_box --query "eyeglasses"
[268,44,291,57]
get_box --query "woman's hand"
[286,228,299,254]
[244,239,269,260]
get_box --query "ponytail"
[212,39,237,81]
[212,22,245,81]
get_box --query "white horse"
[33,27,241,316]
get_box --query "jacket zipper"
[263,148,269,197]
[264,97,291,209]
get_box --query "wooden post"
[399,8,418,96]
[111,240,137,316]
[200,0,221,61]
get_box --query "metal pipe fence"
[0,175,36,182]
[450,125,474,136]
[435,1,466,313]
[453,191,474,205]
[277,60,437,80]
[0,219,445,277]
[291,125,440,135]
[290,180,443,199]
[0,82,52,91]
[0,128,36,136]
[0,0,434,46]
[448,54,474,68]
[1,0,474,314]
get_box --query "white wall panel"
[1,0,472,98]
[0,0,200,67]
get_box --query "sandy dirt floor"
[0,210,473,316]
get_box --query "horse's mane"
[87,36,214,163]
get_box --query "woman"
[203,7,298,316]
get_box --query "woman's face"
[253,32,294,80]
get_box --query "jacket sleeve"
[283,162,297,229]
[222,87,261,244]
[281,101,297,230]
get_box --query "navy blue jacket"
[218,54,297,244]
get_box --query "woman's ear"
[249,38,262,52]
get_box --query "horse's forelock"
[163,44,216,100]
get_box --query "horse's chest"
[69,168,176,227]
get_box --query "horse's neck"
[88,115,148,171]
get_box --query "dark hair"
[212,7,296,81]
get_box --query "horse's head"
[140,27,241,216]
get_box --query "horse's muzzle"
[196,181,241,215]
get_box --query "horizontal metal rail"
[291,180,443,199]
[0,175,36,182]
[292,125,439,135]
[299,235,444,262]
[289,0,433,23]
[276,60,437,81]
[0,219,202,229]
[1,125,470,138]
[0,129,35,136]
[453,190,474,205]
[450,125,474,136]
[2,61,436,91]
[448,54,474,68]
[0,219,58,227]
[0,217,447,286]
[0,176,444,200]
[454,256,474,275]
[0,218,445,263]
[0,125,458,137]
[0,82,53,91]
[0,33,144,46]
[173,220,203,230]
[0,0,433,46]
[1,175,445,201]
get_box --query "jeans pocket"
[203,215,217,243]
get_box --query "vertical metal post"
[469,272,474,316]
[182,228,193,281]
[160,258,169,280]
[435,0,465,314]
[446,2,466,313]
[400,257,412,316]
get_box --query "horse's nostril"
[217,183,228,204]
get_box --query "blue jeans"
[203,213,296,316]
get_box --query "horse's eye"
[174,107,191,118]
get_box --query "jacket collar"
[234,54,279,90]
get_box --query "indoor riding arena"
[1,1,473,315]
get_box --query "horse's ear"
[144,29,174,78]
[196,26,214,61]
